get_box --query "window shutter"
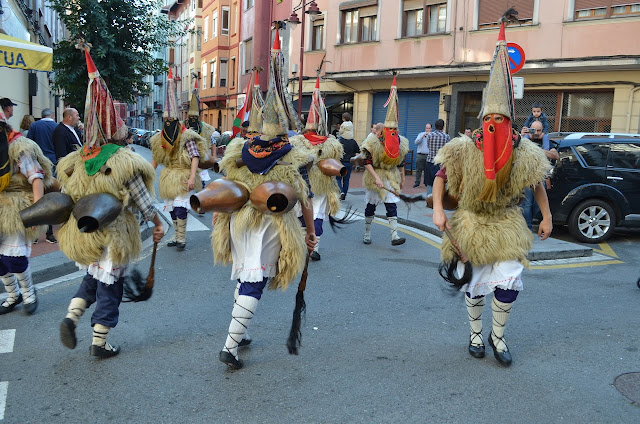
[511,0,534,20]
[339,0,377,11]
[575,0,612,10]
[425,0,446,5]
[479,0,534,24]
[403,0,424,11]
[359,5,378,17]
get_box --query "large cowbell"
[19,192,75,228]
[72,193,123,233]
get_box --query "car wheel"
[637,277,640,289]
[567,199,616,243]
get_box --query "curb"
[374,214,593,261]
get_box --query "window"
[608,143,640,169]
[575,144,609,167]
[427,3,447,33]
[220,58,228,87]
[575,1,640,19]
[478,0,534,28]
[222,7,230,35]
[212,10,218,38]
[405,8,423,37]
[197,26,201,50]
[311,17,325,50]
[202,62,207,90]
[204,17,209,41]
[210,60,216,88]
[243,39,253,73]
[231,57,236,87]
[341,3,378,44]
[404,1,447,36]
[244,0,254,10]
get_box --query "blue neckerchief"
[241,135,293,175]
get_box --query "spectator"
[0,98,16,123]
[76,121,84,141]
[26,108,59,243]
[53,108,82,162]
[424,118,450,195]
[520,120,559,230]
[338,112,354,140]
[523,102,549,134]
[413,123,432,188]
[464,127,472,137]
[20,115,35,138]
[27,108,57,165]
[336,118,360,200]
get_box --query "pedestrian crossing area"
[0,329,15,420]
[154,203,210,232]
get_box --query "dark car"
[546,132,640,243]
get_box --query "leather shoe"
[363,236,371,245]
[219,351,243,370]
[90,343,121,358]
[468,342,485,359]
[391,237,406,246]
[0,294,23,315]
[238,338,252,347]
[60,318,77,349]
[23,289,37,315]
[413,183,420,188]
[310,251,321,261]
[488,334,512,367]
[167,240,177,247]
[176,242,186,251]
[339,193,346,201]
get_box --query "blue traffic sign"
[507,42,525,74]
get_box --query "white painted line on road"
[0,330,15,354]
[0,381,7,420]
[156,203,210,232]
[0,270,86,303]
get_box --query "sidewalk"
[343,169,593,261]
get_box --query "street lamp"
[286,1,321,121]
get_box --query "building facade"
[0,0,66,124]
[281,0,640,158]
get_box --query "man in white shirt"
[413,123,431,188]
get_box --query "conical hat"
[478,22,515,120]
[247,83,264,133]
[164,67,179,120]
[305,77,329,136]
[188,78,200,117]
[383,75,399,128]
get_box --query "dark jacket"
[27,118,58,164]
[338,136,360,162]
[53,123,82,162]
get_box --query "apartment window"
[427,3,447,33]
[212,10,218,38]
[231,57,236,87]
[243,39,253,73]
[202,62,207,90]
[210,60,216,88]
[311,17,325,50]
[404,3,423,37]
[575,1,640,19]
[222,7,230,35]
[340,2,378,44]
[478,0,534,28]
[245,0,254,9]
[197,26,202,50]
[220,58,228,87]
[204,17,209,41]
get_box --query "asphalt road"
[1,146,639,422]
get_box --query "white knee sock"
[65,298,87,325]
[223,295,259,359]
[491,297,513,352]
[364,216,373,240]
[388,216,401,240]
[466,295,485,347]
[0,273,20,306]
[313,236,320,253]
[14,266,35,304]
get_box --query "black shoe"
[363,236,371,245]
[23,297,37,315]
[488,333,512,367]
[176,242,186,251]
[413,183,420,188]
[340,193,346,201]
[0,294,23,315]
[33,238,39,244]
[238,338,252,347]
[219,351,243,370]
[468,342,485,359]
[46,234,58,244]
[60,318,77,349]
[391,237,406,246]
[89,343,121,358]
[310,251,321,261]
[167,240,177,247]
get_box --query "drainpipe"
[627,85,640,133]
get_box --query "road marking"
[156,203,210,232]
[593,242,618,258]
[0,381,7,420]
[0,330,15,354]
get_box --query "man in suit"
[26,108,59,243]
[53,108,82,162]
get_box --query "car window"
[607,143,640,170]
[574,143,609,167]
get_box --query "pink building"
[277,0,640,147]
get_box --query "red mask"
[480,113,513,182]
[382,127,400,160]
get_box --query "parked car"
[546,132,640,243]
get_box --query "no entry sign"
[507,42,525,74]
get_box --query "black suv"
[546,132,640,243]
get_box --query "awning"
[296,94,353,113]
[0,34,53,72]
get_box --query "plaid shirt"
[185,139,200,158]
[298,165,313,198]
[426,130,450,163]
[124,174,157,221]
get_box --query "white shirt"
[414,131,430,154]
[63,123,81,145]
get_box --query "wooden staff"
[123,242,158,302]
[286,251,311,355]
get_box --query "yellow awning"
[0,34,53,72]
